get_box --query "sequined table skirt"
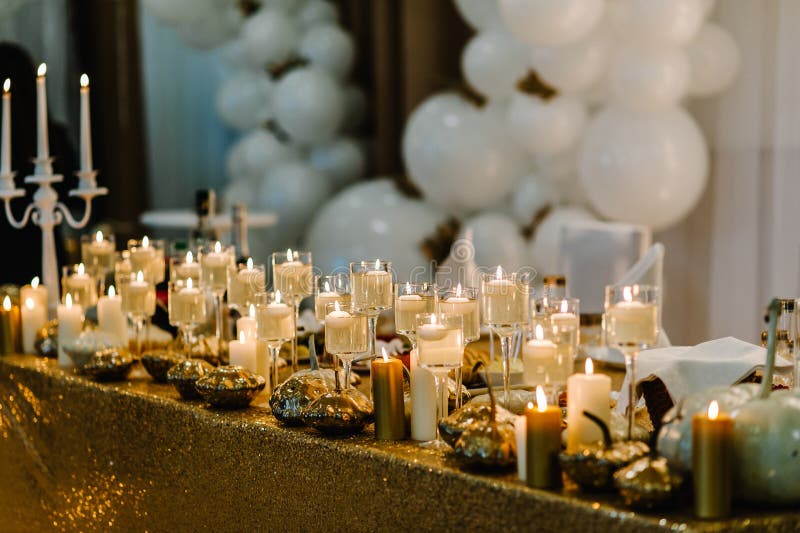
[0,355,797,532]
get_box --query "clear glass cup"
[314,273,351,321]
[228,258,266,311]
[81,230,115,294]
[546,297,580,396]
[604,284,659,439]
[168,278,206,353]
[255,290,296,392]
[114,250,132,290]
[271,248,313,372]
[324,301,368,389]
[439,284,479,409]
[350,259,393,360]
[480,267,531,408]
[198,241,235,342]
[119,270,156,356]
[170,250,201,284]
[415,312,464,449]
[61,263,98,308]
[522,315,560,398]
[394,282,438,350]
[128,236,165,284]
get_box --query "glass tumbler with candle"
[61,263,98,309]
[256,290,295,392]
[168,278,206,353]
[114,250,132,289]
[81,230,115,293]
[314,273,351,322]
[350,259,393,359]
[438,284,479,408]
[325,301,368,388]
[394,282,438,351]
[271,249,313,372]
[128,236,166,284]
[119,271,156,356]
[546,297,580,395]
[199,241,235,342]
[415,312,464,449]
[604,284,659,439]
[228,257,266,311]
[481,267,531,409]
[170,250,201,284]
[522,317,560,398]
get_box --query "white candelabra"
[0,64,106,315]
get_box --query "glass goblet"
[271,248,313,372]
[61,263,98,309]
[168,278,206,354]
[81,230,115,294]
[394,281,438,352]
[119,270,156,356]
[198,241,235,342]
[170,250,201,284]
[314,273,350,322]
[546,297,581,399]
[128,236,165,284]
[255,290,295,393]
[439,284,479,408]
[228,257,266,312]
[350,259,393,359]
[325,301,368,389]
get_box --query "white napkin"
[616,337,793,413]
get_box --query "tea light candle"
[98,285,127,346]
[372,347,406,440]
[21,296,46,354]
[525,386,562,489]
[692,400,732,519]
[0,295,21,354]
[57,294,83,367]
[229,330,258,373]
[566,358,611,452]
[237,304,257,340]
[20,277,48,314]
[410,349,437,441]
[522,324,558,387]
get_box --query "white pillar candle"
[515,415,527,481]
[1,79,10,177]
[79,74,92,172]
[21,296,46,354]
[20,277,49,315]
[522,324,559,387]
[410,349,437,441]
[98,285,128,347]
[236,304,257,340]
[229,331,257,373]
[566,358,611,452]
[35,64,50,164]
[57,294,83,368]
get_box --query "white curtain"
[660,0,800,345]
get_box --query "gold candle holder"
[692,400,732,519]
[525,386,562,489]
[0,294,21,354]
[371,350,406,440]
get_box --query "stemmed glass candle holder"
[325,301,368,388]
[81,230,115,293]
[256,290,295,392]
[522,317,559,397]
[119,270,156,356]
[61,263,98,308]
[170,250,201,284]
[128,236,165,284]
[168,277,206,352]
[481,267,530,409]
[604,284,659,439]
[415,313,464,449]
[228,257,266,311]
[271,249,312,372]
[548,297,580,391]
[114,250,131,289]
[199,241,235,342]
[394,282,437,351]
[350,259,393,359]
[314,274,351,321]
[439,284,479,408]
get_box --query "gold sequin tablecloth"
[0,354,798,532]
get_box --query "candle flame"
[108,285,116,298]
[77,263,85,275]
[136,270,144,283]
[37,63,46,77]
[334,300,340,312]
[535,323,544,341]
[2,79,9,93]
[249,304,255,319]
[708,400,719,420]
[585,357,594,375]
[495,265,503,279]
[31,276,39,288]
[381,346,389,362]
[456,283,462,298]
[80,73,89,88]
[142,235,149,248]
[275,290,282,304]
[561,299,568,313]
[2,295,10,311]
[215,241,222,253]
[65,293,72,308]
[324,280,330,292]
[186,277,193,290]
[286,248,293,261]
[246,257,253,269]
[623,286,633,303]
[374,258,381,270]
[25,297,34,310]
[95,230,103,242]
[239,330,246,343]
[536,385,547,412]
[186,251,193,264]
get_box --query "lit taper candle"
[79,74,93,172]
[1,78,11,178]
[35,63,52,175]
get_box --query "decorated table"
[1,354,797,532]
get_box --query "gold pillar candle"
[371,349,406,440]
[692,401,732,519]
[525,386,562,489]
[0,295,21,354]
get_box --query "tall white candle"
[20,277,49,314]
[515,415,527,481]
[522,324,559,387]
[98,285,128,347]
[35,63,49,163]
[566,358,611,452]
[1,78,10,177]
[79,74,92,172]
[229,330,257,373]
[57,294,83,368]
[21,296,46,354]
[410,349,437,441]
[236,304,257,340]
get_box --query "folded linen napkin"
[616,337,793,413]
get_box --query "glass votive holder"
[80,230,116,275]
[314,273,351,321]
[114,250,131,290]
[170,250,201,284]
[61,263,98,308]
[128,236,166,284]
[198,241,235,294]
[522,315,564,399]
[228,258,266,311]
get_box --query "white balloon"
[298,24,355,80]
[578,105,709,230]
[454,0,505,30]
[686,23,740,98]
[306,179,447,279]
[261,0,305,14]
[143,0,204,25]
[462,31,528,101]
[219,39,250,69]
[510,175,561,226]
[402,93,529,215]
[463,212,528,270]
[506,92,588,157]
[608,46,690,111]
[308,137,365,189]
[273,66,345,144]
[529,22,613,93]
[617,0,705,47]
[242,8,298,68]
[175,3,241,50]
[257,162,332,248]
[297,0,339,29]
[342,85,367,132]
[215,71,274,131]
[498,0,605,47]
[527,206,596,274]
[223,179,258,209]
[226,129,301,182]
